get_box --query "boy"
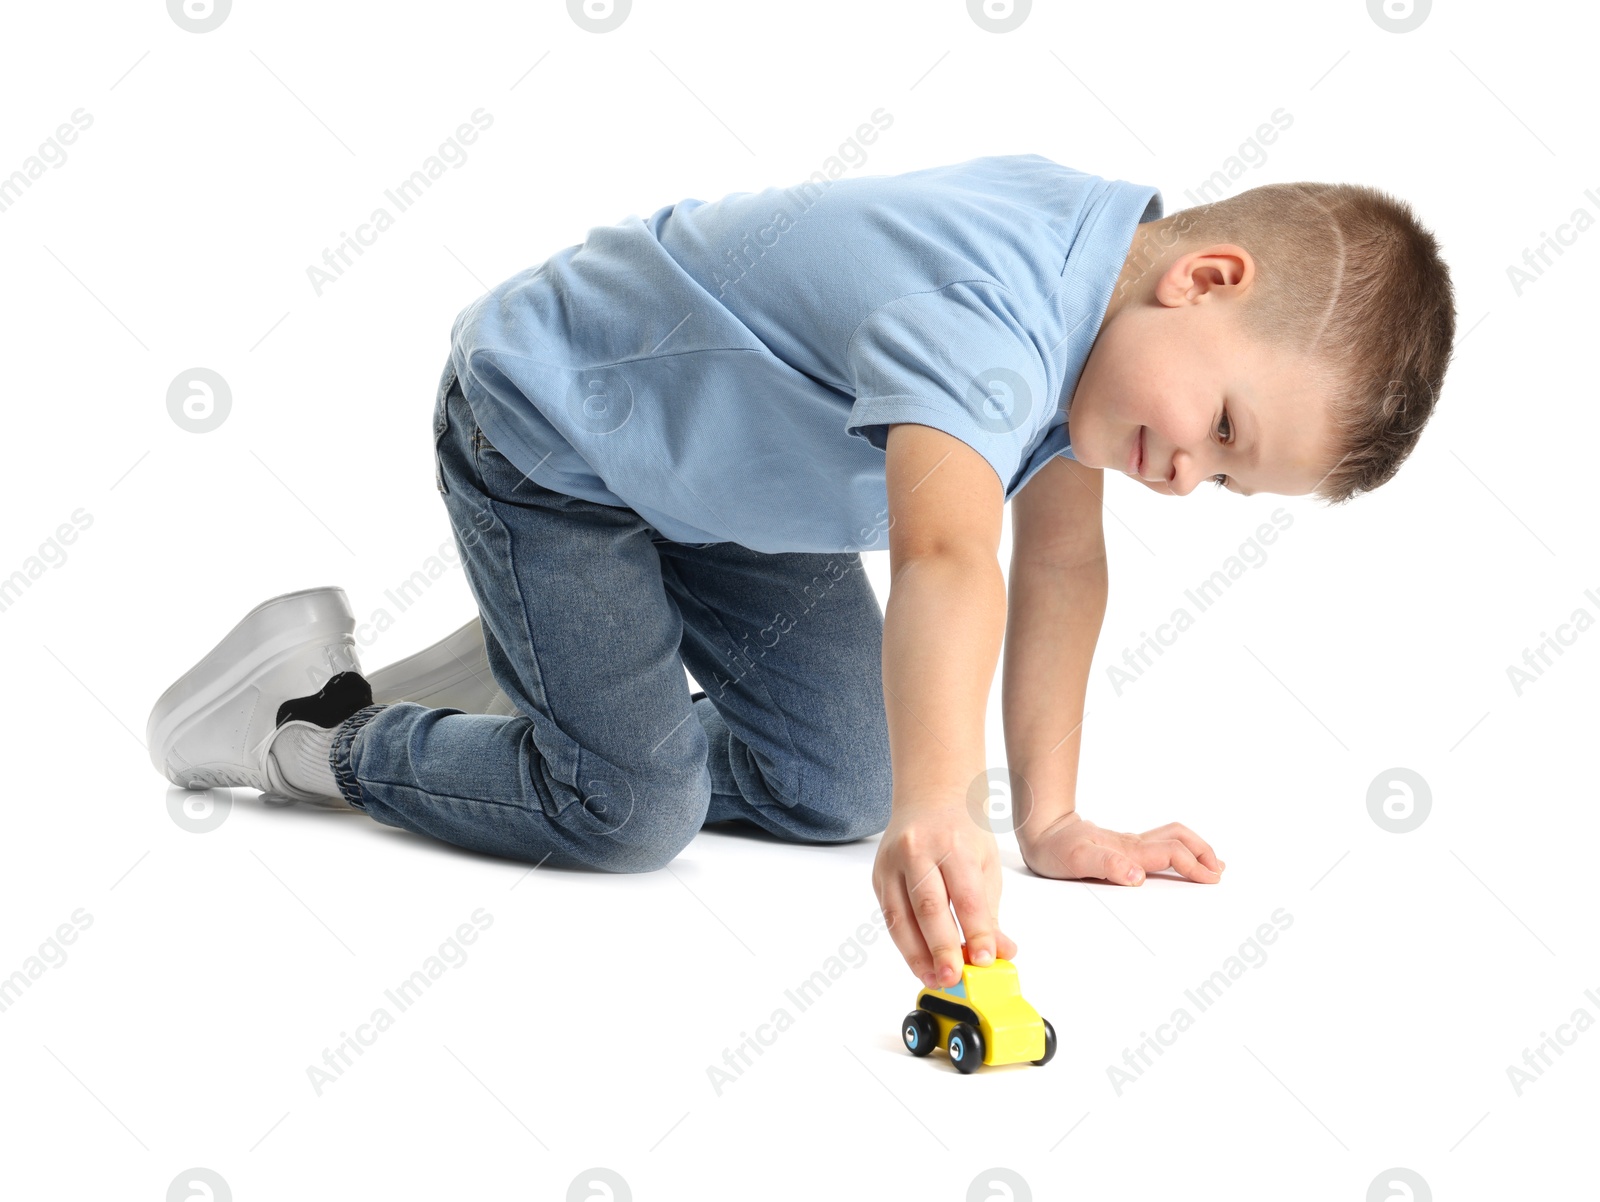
[147,155,1456,994]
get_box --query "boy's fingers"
[906,861,964,988]
[1142,822,1222,870]
[1136,839,1221,883]
[987,874,1018,959]
[881,874,936,985]
[1071,842,1144,886]
[943,858,999,967]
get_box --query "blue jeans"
[330,363,893,871]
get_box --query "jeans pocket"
[473,425,547,503]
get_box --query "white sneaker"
[148,586,373,793]
[366,616,518,716]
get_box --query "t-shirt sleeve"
[843,280,1054,491]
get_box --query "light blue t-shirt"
[449,154,1162,554]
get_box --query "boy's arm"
[871,422,1018,990]
[1003,455,1107,842]
[1004,455,1225,885]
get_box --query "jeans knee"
[796,756,893,842]
[586,771,710,873]
[840,770,894,840]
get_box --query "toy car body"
[901,957,1056,1073]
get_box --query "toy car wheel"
[947,1022,985,1074]
[902,1009,938,1057]
[1032,1018,1057,1066]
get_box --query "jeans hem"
[332,703,390,810]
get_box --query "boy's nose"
[1154,449,1203,496]
[1138,467,1191,497]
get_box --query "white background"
[1,0,1594,1198]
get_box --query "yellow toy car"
[901,957,1056,1073]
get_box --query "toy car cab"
[901,957,1055,1073]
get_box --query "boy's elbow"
[888,542,1003,587]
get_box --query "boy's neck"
[1105,223,1160,327]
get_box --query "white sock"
[269,721,342,801]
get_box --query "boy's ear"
[1157,244,1253,306]
[883,423,1003,565]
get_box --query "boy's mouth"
[1128,426,1144,477]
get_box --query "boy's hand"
[1018,811,1224,885]
[873,802,1019,989]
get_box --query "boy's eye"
[1212,406,1233,489]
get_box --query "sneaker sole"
[147,586,361,782]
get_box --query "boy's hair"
[1162,182,1457,504]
